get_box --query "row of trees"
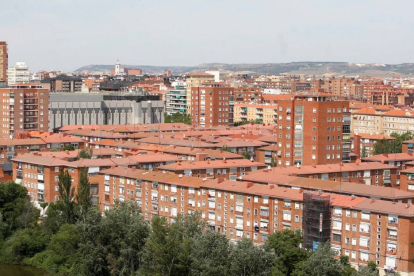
[164,113,191,125]
[373,131,414,155]
[233,119,263,126]
[0,173,381,275]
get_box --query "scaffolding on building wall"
[302,193,331,251]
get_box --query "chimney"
[247,182,253,188]
[317,190,322,195]
[354,134,361,160]
[384,153,388,158]
[409,152,413,156]
[269,185,275,189]
[223,157,227,163]
[351,195,355,200]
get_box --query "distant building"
[166,86,187,115]
[41,75,82,92]
[48,92,164,131]
[205,70,220,82]
[185,73,215,114]
[234,103,277,125]
[0,41,7,84]
[0,83,49,138]
[111,60,142,76]
[7,62,30,84]
[190,83,234,128]
[164,69,172,77]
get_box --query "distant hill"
[74,62,414,77]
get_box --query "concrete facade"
[48,93,164,131]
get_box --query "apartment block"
[7,62,30,85]
[99,167,414,275]
[234,103,277,124]
[234,87,262,102]
[0,84,49,138]
[41,75,82,92]
[190,83,234,128]
[166,87,187,115]
[185,73,215,114]
[275,94,351,167]
[0,41,7,84]
[253,162,397,188]
[157,159,267,180]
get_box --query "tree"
[189,230,232,276]
[26,224,82,275]
[0,227,50,264]
[234,121,251,127]
[291,243,344,276]
[373,131,414,155]
[0,181,39,239]
[254,119,263,124]
[62,144,75,151]
[164,113,191,125]
[229,238,273,276]
[270,157,277,167]
[76,167,92,222]
[220,146,232,152]
[267,229,309,276]
[361,147,368,158]
[78,148,93,159]
[99,201,149,276]
[241,151,251,159]
[57,169,77,224]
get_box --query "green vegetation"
[233,120,251,126]
[62,144,75,151]
[373,131,414,155]
[0,180,379,276]
[78,148,93,159]
[220,146,232,152]
[164,112,191,125]
[241,151,251,159]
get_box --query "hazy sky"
[1,0,413,72]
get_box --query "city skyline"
[2,0,414,72]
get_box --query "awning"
[383,179,391,184]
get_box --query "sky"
[1,0,413,72]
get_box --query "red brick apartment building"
[242,170,414,203]
[255,162,397,188]
[0,41,7,83]
[99,167,414,275]
[274,94,351,167]
[234,86,262,102]
[0,84,49,138]
[157,159,267,181]
[190,83,234,128]
[12,153,179,203]
[0,134,85,164]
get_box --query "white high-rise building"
[7,62,30,84]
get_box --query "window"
[333,233,341,242]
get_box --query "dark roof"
[41,74,82,83]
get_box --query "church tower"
[115,59,120,75]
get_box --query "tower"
[115,59,120,75]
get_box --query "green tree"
[76,167,92,222]
[229,238,273,276]
[241,151,251,159]
[220,146,232,152]
[234,120,251,127]
[189,230,231,276]
[99,201,149,276]
[78,148,93,159]
[26,224,81,275]
[267,229,309,276]
[361,147,368,158]
[164,113,191,125]
[373,131,414,155]
[0,227,50,264]
[57,169,77,224]
[254,119,263,124]
[270,157,277,167]
[0,181,39,239]
[62,144,75,151]
[339,255,356,276]
[292,243,344,276]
